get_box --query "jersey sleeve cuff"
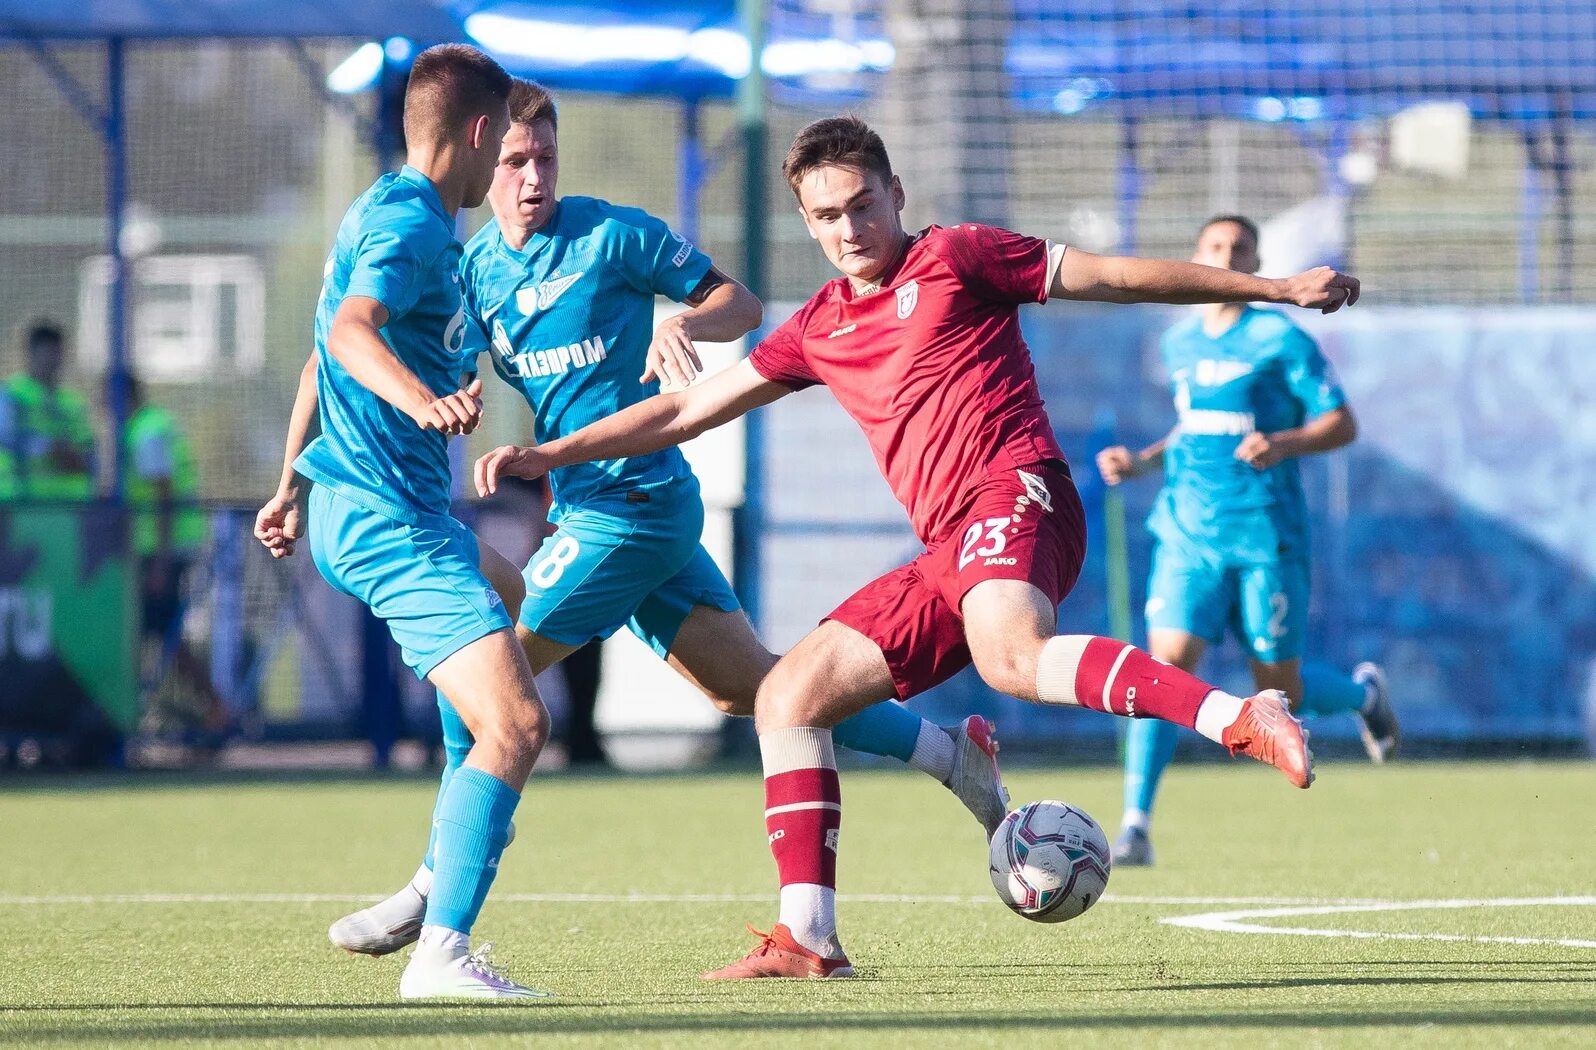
[660,251,714,303]
[343,276,410,316]
[1042,241,1067,303]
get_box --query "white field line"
[5,893,1593,948]
[0,892,1365,907]
[1162,896,1596,950]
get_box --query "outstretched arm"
[476,358,788,496]
[1051,249,1360,314]
[1097,424,1179,485]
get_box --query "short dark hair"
[402,44,512,146]
[508,78,557,133]
[1200,214,1261,250]
[25,319,63,351]
[783,115,894,197]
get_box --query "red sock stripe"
[764,767,842,889]
[1073,635,1211,729]
[764,767,841,809]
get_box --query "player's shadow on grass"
[6,1003,1596,1042]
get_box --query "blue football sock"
[1298,663,1370,718]
[1123,717,1180,820]
[424,692,474,871]
[424,765,519,935]
[831,700,923,762]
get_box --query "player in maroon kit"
[473,116,1360,979]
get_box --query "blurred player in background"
[325,81,1012,961]
[0,321,97,500]
[474,115,1366,979]
[124,374,227,734]
[254,44,549,1000]
[1095,214,1399,867]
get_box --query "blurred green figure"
[1,320,98,500]
[123,375,225,734]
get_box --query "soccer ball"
[989,800,1111,923]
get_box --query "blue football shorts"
[519,485,739,656]
[1145,540,1309,664]
[309,486,512,679]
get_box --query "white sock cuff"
[1194,690,1244,744]
[908,721,957,783]
[760,726,837,776]
[1036,635,1092,706]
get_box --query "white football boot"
[399,943,551,1000]
[330,821,516,955]
[944,716,1011,840]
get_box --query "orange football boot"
[1222,689,1315,788]
[700,924,854,979]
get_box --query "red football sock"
[760,727,841,888]
[1038,635,1216,728]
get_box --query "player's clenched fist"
[1234,430,1286,469]
[1276,266,1360,314]
[412,377,485,435]
[253,493,303,559]
[1096,445,1141,485]
[475,444,550,497]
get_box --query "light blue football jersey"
[1147,306,1345,560]
[458,196,712,514]
[295,166,468,523]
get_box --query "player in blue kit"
[320,80,1011,956]
[1096,215,1400,867]
[253,46,548,999]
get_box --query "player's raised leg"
[1240,559,1399,761]
[656,584,1009,838]
[964,579,1312,788]
[1284,661,1399,762]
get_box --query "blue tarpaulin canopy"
[1005,0,1596,123]
[0,0,464,42]
[456,0,1596,123]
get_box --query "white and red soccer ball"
[989,800,1111,923]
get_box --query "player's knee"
[710,653,771,717]
[706,688,756,718]
[753,662,811,725]
[480,696,550,758]
[970,639,1041,700]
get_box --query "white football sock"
[908,721,956,783]
[779,884,842,958]
[416,925,469,961]
[1121,808,1150,833]
[1193,690,1245,744]
[409,863,433,898]
[1034,635,1089,705]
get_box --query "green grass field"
[3,758,1594,1048]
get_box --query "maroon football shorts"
[826,459,1087,701]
